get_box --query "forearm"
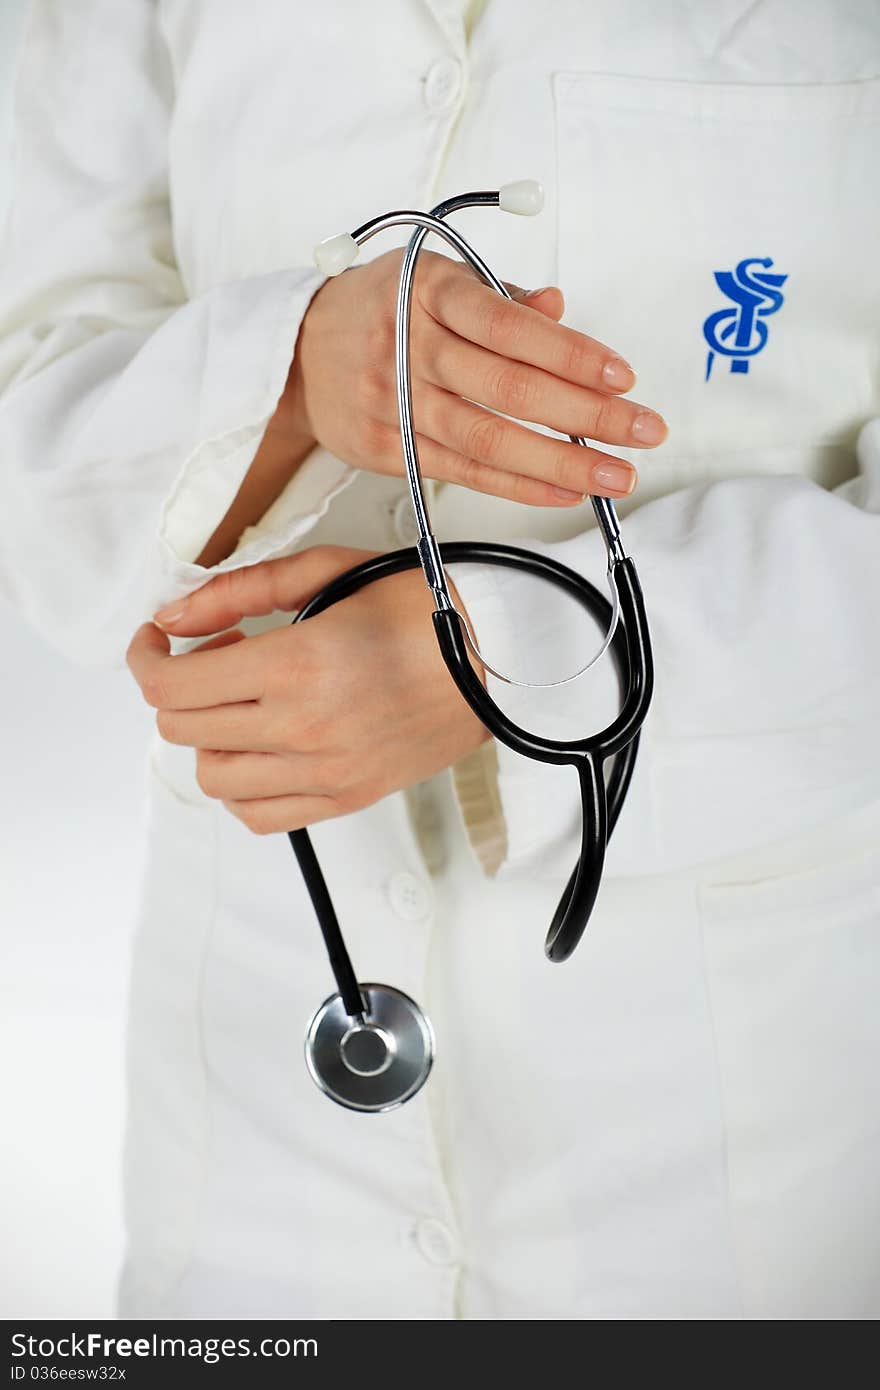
[194,422,315,567]
[195,356,316,567]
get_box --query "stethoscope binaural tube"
[430,551,652,962]
[293,185,654,1113]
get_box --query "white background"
[0,0,153,1318]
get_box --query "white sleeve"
[450,418,880,876]
[0,0,352,668]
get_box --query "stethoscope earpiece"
[305,984,434,1113]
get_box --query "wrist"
[266,347,317,455]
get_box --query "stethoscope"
[288,181,653,1113]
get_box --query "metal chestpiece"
[305,983,435,1113]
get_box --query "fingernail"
[631,410,667,445]
[523,286,553,299]
[551,486,586,503]
[153,601,187,628]
[602,357,636,390]
[593,462,636,496]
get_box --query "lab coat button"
[392,494,421,545]
[414,1217,459,1267]
[424,58,463,113]
[387,871,433,921]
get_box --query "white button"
[413,1217,459,1267]
[387,871,433,922]
[423,57,463,113]
[392,494,421,545]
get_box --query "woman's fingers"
[364,423,585,505]
[154,700,269,751]
[153,546,372,636]
[127,622,264,709]
[504,283,566,322]
[425,269,635,394]
[197,749,330,800]
[424,326,668,447]
[190,630,248,654]
[416,384,637,498]
[222,794,340,835]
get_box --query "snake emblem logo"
[703,258,787,381]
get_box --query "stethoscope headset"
[284,182,653,1112]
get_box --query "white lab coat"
[1,0,879,1320]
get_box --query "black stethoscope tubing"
[288,538,652,1021]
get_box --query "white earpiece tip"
[313,232,359,276]
[498,179,544,216]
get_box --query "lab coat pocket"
[552,73,880,496]
[698,842,880,1319]
[119,752,217,1316]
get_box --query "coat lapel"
[419,0,467,57]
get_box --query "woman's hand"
[280,248,667,507]
[127,549,489,834]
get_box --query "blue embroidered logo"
[703,257,787,381]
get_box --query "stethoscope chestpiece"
[305,983,434,1113]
